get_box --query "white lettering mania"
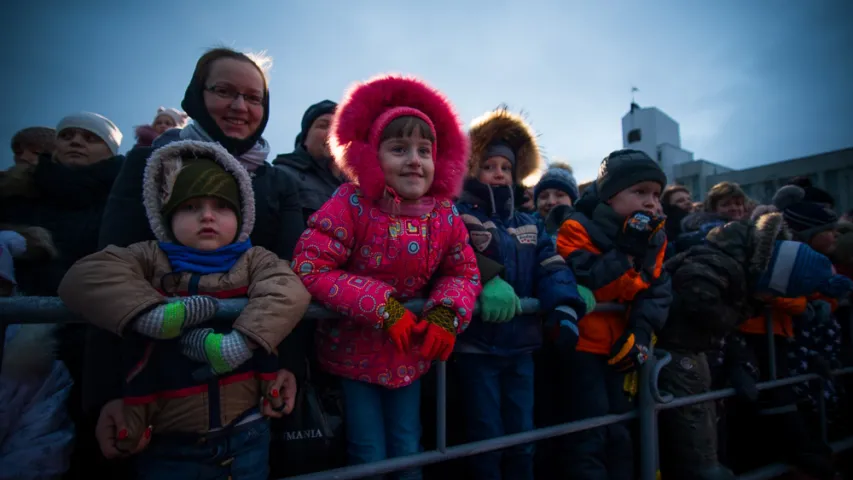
[283,429,324,441]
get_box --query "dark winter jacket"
[274,146,343,224]
[456,179,586,355]
[551,195,672,356]
[0,154,122,296]
[0,154,122,477]
[673,211,729,254]
[83,143,306,414]
[660,212,790,351]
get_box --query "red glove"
[384,297,418,354]
[413,306,457,361]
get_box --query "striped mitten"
[133,296,219,339]
[181,328,252,375]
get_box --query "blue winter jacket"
[0,323,74,479]
[456,179,586,355]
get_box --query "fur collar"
[467,107,541,184]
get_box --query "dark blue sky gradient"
[2,0,851,182]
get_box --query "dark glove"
[614,211,665,259]
[608,321,652,372]
[728,364,759,402]
[808,300,833,326]
[545,306,579,350]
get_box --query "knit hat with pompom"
[772,185,837,242]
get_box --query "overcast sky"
[2,0,851,183]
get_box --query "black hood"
[181,71,270,157]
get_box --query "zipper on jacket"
[188,273,222,429]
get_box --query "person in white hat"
[55,112,123,166]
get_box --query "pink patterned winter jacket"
[293,183,481,388]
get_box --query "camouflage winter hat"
[161,157,241,224]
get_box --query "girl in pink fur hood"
[133,107,189,148]
[292,75,482,474]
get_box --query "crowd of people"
[2,46,853,480]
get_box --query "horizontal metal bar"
[283,411,637,480]
[0,296,545,324]
[659,367,853,411]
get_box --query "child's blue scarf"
[159,240,252,274]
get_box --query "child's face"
[171,197,239,250]
[478,156,513,187]
[537,188,572,218]
[810,228,838,256]
[668,191,693,212]
[12,144,43,165]
[715,195,746,220]
[608,181,662,218]
[153,114,177,134]
[378,130,435,200]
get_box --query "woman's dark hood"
[180,64,270,157]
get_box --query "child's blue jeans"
[340,378,423,480]
[136,418,270,480]
[456,352,535,480]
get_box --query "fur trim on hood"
[468,107,541,184]
[143,140,255,243]
[706,212,791,283]
[750,204,778,221]
[330,74,469,201]
[1,323,59,379]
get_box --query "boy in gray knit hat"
[534,162,579,222]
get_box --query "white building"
[619,102,853,212]
[620,102,706,184]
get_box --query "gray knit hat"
[534,163,579,202]
[57,112,123,155]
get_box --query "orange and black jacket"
[740,294,839,338]
[552,203,671,355]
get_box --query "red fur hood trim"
[330,74,469,200]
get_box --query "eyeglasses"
[205,85,264,106]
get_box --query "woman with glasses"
[84,47,306,478]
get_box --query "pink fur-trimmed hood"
[330,74,469,200]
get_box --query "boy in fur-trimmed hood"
[59,140,310,478]
[455,107,587,479]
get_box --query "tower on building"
[621,103,694,184]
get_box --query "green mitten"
[478,276,521,323]
[133,296,219,339]
[181,328,252,375]
[576,285,597,315]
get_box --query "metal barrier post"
[637,347,658,480]
[764,308,776,380]
[436,360,447,453]
[817,378,828,444]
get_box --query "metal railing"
[1,297,852,480]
